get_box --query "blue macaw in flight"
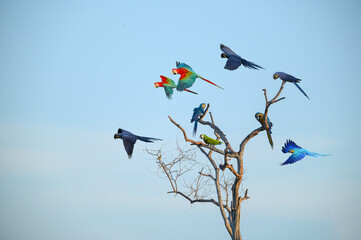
[281,139,329,166]
[191,103,206,136]
[114,128,162,159]
[220,44,264,71]
[273,72,310,99]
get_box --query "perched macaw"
[281,139,329,166]
[220,44,264,71]
[255,112,274,149]
[172,62,224,91]
[273,72,310,99]
[191,103,206,136]
[154,75,198,99]
[114,128,162,159]
[200,134,222,146]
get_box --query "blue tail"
[193,120,198,136]
[307,151,330,158]
[293,82,310,100]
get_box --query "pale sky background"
[1,0,361,239]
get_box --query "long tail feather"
[137,136,162,143]
[193,120,198,136]
[266,129,274,149]
[184,89,198,95]
[199,76,224,90]
[308,151,330,157]
[293,82,310,99]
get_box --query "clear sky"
[1,0,361,239]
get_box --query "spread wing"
[224,56,242,70]
[163,85,174,99]
[176,72,197,91]
[281,152,306,166]
[122,135,137,159]
[220,44,237,55]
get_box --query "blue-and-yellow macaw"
[255,112,274,149]
[154,75,198,99]
[273,72,310,99]
[281,139,329,165]
[220,44,264,71]
[172,62,224,91]
[191,103,206,136]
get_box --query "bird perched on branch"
[281,139,329,166]
[273,72,310,99]
[191,103,206,136]
[220,44,264,71]
[172,62,224,91]
[114,128,162,159]
[154,75,198,99]
[255,112,274,149]
[200,134,222,146]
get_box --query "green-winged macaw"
[154,75,198,99]
[172,62,224,91]
[281,139,329,165]
[200,134,222,146]
[220,44,264,71]
[191,103,206,136]
[114,128,162,159]
[273,72,310,99]
[255,112,274,149]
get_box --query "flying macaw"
[191,103,206,136]
[154,75,198,99]
[220,44,264,71]
[114,128,162,159]
[273,72,310,99]
[172,62,224,91]
[281,139,329,166]
[200,134,222,146]
[255,112,274,149]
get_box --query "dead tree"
[146,81,286,240]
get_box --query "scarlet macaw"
[154,75,198,99]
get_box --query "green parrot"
[200,134,222,146]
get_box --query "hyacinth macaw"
[172,62,224,91]
[114,128,162,159]
[273,72,310,99]
[255,112,274,149]
[191,103,206,136]
[281,139,329,166]
[200,134,222,146]
[220,44,264,71]
[154,75,198,99]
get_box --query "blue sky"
[1,0,361,239]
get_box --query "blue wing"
[282,139,302,153]
[281,152,306,165]
[122,135,137,159]
[176,61,193,71]
[224,56,242,70]
[277,72,301,83]
[220,44,237,55]
[163,85,174,99]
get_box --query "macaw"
[255,112,274,149]
[191,103,206,136]
[200,134,222,146]
[154,75,198,99]
[172,62,224,91]
[114,128,162,159]
[220,44,264,71]
[273,72,310,99]
[281,139,329,166]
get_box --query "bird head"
[255,112,263,120]
[171,68,179,75]
[114,129,123,139]
[200,103,206,109]
[273,73,279,80]
[200,134,205,139]
[221,53,227,58]
[154,82,161,88]
[289,149,294,153]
